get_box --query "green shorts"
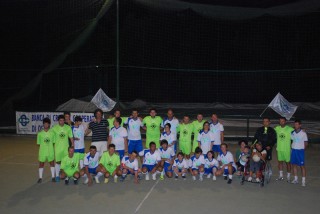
[55,146,68,162]
[63,169,78,177]
[277,150,291,162]
[39,155,54,163]
[179,141,192,155]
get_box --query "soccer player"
[248,142,267,182]
[197,122,215,155]
[86,109,109,157]
[161,109,179,138]
[191,113,206,153]
[72,116,86,169]
[80,145,100,186]
[108,117,128,160]
[107,109,128,129]
[216,143,237,184]
[143,108,163,148]
[290,120,308,187]
[177,115,193,158]
[124,109,144,155]
[97,144,121,183]
[64,112,74,147]
[204,151,219,181]
[120,151,140,184]
[158,139,175,179]
[209,114,224,155]
[160,123,177,153]
[252,117,277,160]
[139,142,162,181]
[173,152,188,180]
[189,147,205,181]
[37,118,56,183]
[274,117,294,182]
[52,115,74,182]
[60,147,80,185]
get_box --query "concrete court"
[0,136,319,214]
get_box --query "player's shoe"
[152,173,157,180]
[276,176,284,181]
[212,176,217,181]
[192,176,196,181]
[291,180,299,184]
[74,179,78,185]
[55,176,60,182]
[120,176,126,182]
[302,181,306,187]
[37,178,42,184]
[160,174,164,180]
[223,176,228,180]
[94,176,100,184]
[255,178,260,183]
[114,176,118,183]
[65,178,69,185]
[104,178,109,184]
[145,173,150,181]
[182,175,186,180]
[227,179,232,184]
[207,174,211,179]
[51,178,56,182]
[83,178,89,184]
[248,177,253,182]
[199,176,203,181]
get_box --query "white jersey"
[291,129,308,150]
[209,121,224,145]
[125,118,143,140]
[139,149,161,165]
[173,158,188,170]
[72,124,85,150]
[109,126,128,150]
[121,156,139,171]
[190,154,205,169]
[158,147,175,163]
[160,131,177,147]
[204,158,219,169]
[162,117,179,137]
[217,151,237,169]
[84,151,100,169]
[197,130,214,154]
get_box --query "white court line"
[133,179,160,214]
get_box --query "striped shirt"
[89,119,109,142]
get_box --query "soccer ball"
[252,154,260,162]
[240,154,249,162]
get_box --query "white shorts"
[91,141,107,157]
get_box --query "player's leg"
[73,171,80,185]
[165,162,173,178]
[38,162,45,183]
[226,165,235,184]
[141,164,150,180]
[153,165,163,180]
[212,167,217,180]
[290,149,299,184]
[49,160,55,182]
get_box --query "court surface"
[0,136,319,214]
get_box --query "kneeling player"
[215,143,237,184]
[80,145,100,186]
[97,144,121,183]
[139,142,162,181]
[173,152,188,180]
[158,139,175,179]
[189,147,205,181]
[120,151,140,184]
[60,147,80,185]
[204,151,219,181]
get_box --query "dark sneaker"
[73,179,78,185]
[224,176,228,180]
[120,176,126,182]
[55,176,60,182]
[65,179,69,185]
[51,178,56,182]
[227,179,232,184]
[182,175,186,180]
[175,176,178,180]
[37,178,42,184]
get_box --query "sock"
[82,174,88,178]
[55,163,60,177]
[279,170,283,177]
[73,177,78,181]
[96,172,103,178]
[174,172,178,176]
[302,177,306,183]
[199,172,204,178]
[122,173,127,177]
[294,176,298,181]
[114,175,118,179]
[287,173,291,179]
[39,168,44,179]
[182,173,186,176]
[79,160,84,169]
[156,170,161,174]
[228,174,233,179]
[161,170,164,176]
[50,167,55,178]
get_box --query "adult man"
[143,108,163,148]
[86,109,109,157]
[209,114,224,155]
[52,115,74,182]
[107,109,128,129]
[274,117,294,181]
[97,144,121,183]
[108,117,128,160]
[191,113,206,153]
[139,142,162,180]
[120,151,140,184]
[124,109,144,155]
[60,147,80,185]
[177,115,193,157]
[64,112,74,147]
[252,117,277,160]
[80,145,100,186]
[161,109,179,138]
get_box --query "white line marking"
[134,179,159,214]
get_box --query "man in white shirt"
[108,117,128,160]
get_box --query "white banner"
[16,112,95,135]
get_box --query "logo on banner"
[18,115,30,126]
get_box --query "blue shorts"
[223,167,236,175]
[212,145,222,154]
[128,140,143,154]
[142,164,157,172]
[88,167,97,175]
[204,166,217,174]
[173,167,184,173]
[164,162,173,172]
[122,168,137,175]
[291,149,305,166]
[116,150,125,161]
[74,148,85,153]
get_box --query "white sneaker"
[302,182,306,187]
[276,177,284,181]
[94,176,100,184]
[199,176,203,181]
[83,177,89,184]
[192,176,196,181]
[291,180,299,184]
[256,178,260,182]
[287,177,291,183]
[114,176,118,183]
[152,173,157,180]
[212,176,217,181]
[145,173,150,181]
[206,174,211,179]
[104,178,109,184]
[248,177,253,182]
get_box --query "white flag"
[91,88,116,112]
[268,93,298,120]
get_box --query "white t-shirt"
[139,149,161,166]
[252,149,267,155]
[162,117,179,137]
[190,154,205,169]
[84,151,100,169]
[158,147,175,163]
[173,158,188,170]
[197,130,214,154]
[109,126,128,150]
[204,158,219,169]
[160,131,177,146]
[72,124,85,150]
[125,118,143,140]
[217,151,236,169]
[291,129,308,150]
[121,156,139,171]
[209,121,224,145]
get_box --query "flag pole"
[259,106,269,117]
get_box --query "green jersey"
[52,124,73,162]
[143,116,163,138]
[177,123,193,143]
[61,153,80,176]
[191,120,206,143]
[99,152,120,173]
[107,117,128,129]
[274,125,294,152]
[37,129,55,162]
